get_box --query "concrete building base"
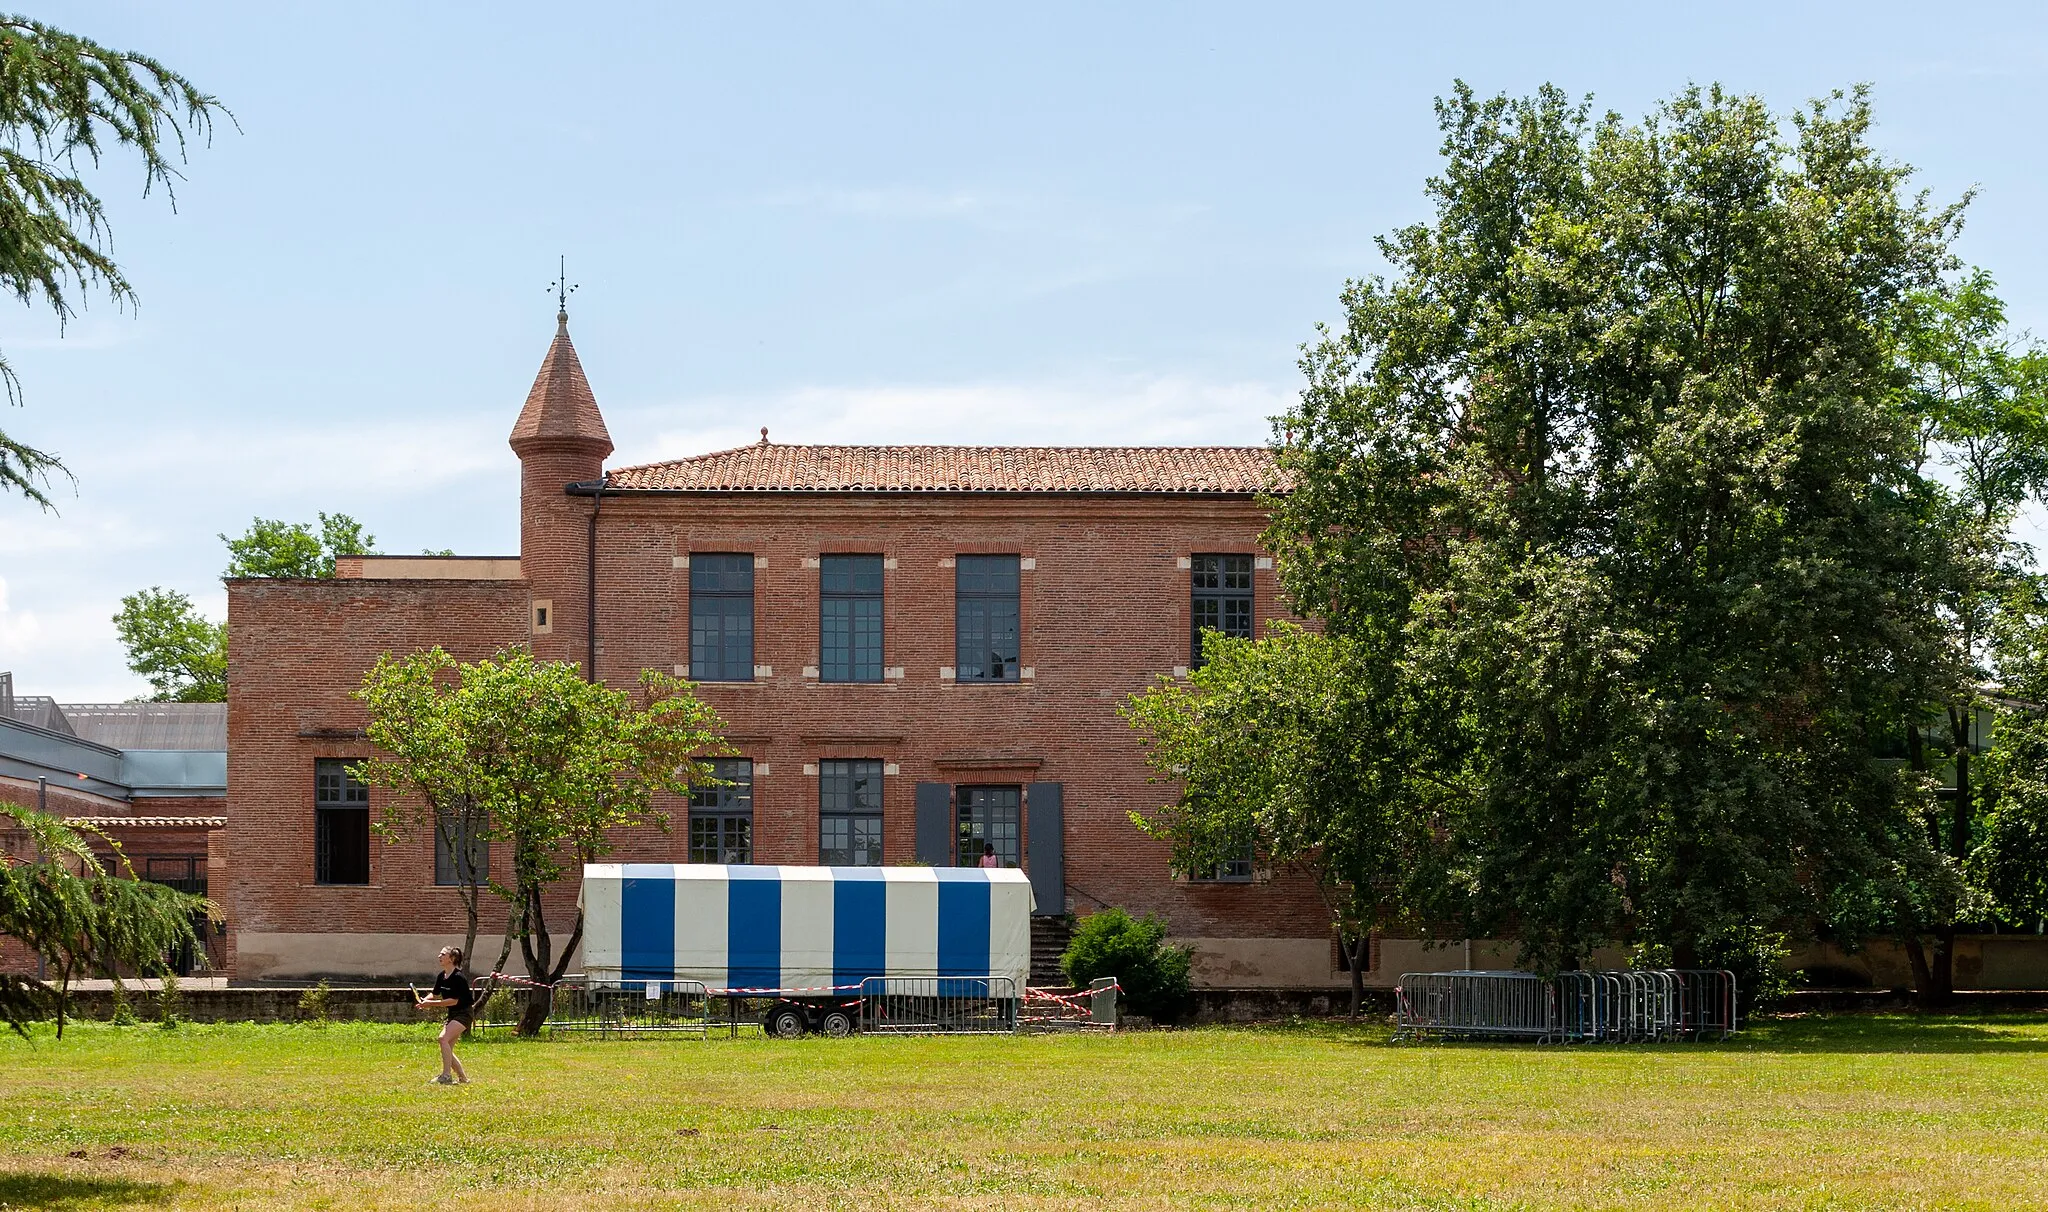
[230,932,582,983]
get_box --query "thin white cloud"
[623,373,1287,465]
[0,574,154,702]
[89,413,513,497]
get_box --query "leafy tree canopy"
[355,648,728,1034]
[1136,81,2010,983]
[111,586,225,702]
[113,513,374,701]
[0,15,226,509]
[222,512,375,579]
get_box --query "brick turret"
[509,310,612,669]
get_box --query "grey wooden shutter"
[1025,781,1064,916]
[915,782,952,866]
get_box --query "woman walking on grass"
[414,946,473,1085]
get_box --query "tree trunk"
[1924,925,1957,1008]
[547,909,587,986]
[514,890,551,1037]
[481,901,518,1004]
[1903,933,1934,1005]
[1344,933,1369,1020]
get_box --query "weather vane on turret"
[547,255,579,321]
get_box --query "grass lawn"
[0,1013,2045,1210]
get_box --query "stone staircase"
[1030,915,1074,987]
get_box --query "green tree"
[110,586,226,702]
[355,649,727,1034]
[1265,81,1962,974]
[0,802,211,1037]
[221,512,376,579]
[0,16,226,509]
[115,513,374,701]
[352,648,494,969]
[1124,625,1448,1017]
[1881,273,2048,1002]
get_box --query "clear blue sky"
[3,1,2045,699]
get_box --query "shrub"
[481,987,516,1025]
[1060,908,1194,1023]
[157,971,183,1029]
[1698,925,1797,1019]
[297,980,332,1025]
[108,983,138,1026]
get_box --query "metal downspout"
[586,473,608,683]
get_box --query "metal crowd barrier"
[858,976,1020,1035]
[1400,969,1738,1043]
[1019,978,1119,1033]
[476,974,714,1038]
[1671,969,1738,1041]
[1397,971,1557,1040]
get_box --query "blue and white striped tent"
[582,863,1035,993]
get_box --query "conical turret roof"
[508,312,613,456]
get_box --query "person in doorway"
[979,842,1000,869]
[414,945,472,1085]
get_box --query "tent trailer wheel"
[818,1008,855,1038]
[765,1004,808,1039]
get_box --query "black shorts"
[447,1013,473,1028]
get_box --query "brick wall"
[559,490,1333,942]
[224,485,1342,982]
[225,578,532,947]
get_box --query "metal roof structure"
[59,703,227,750]
[0,675,226,799]
[1,672,73,735]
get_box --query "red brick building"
[1,691,227,974]
[224,312,1353,987]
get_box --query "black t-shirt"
[430,970,473,1022]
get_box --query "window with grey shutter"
[1026,781,1064,915]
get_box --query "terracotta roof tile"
[65,816,224,829]
[607,442,1279,495]
[508,314,613,455]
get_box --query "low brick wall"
[56,986,422,1024]
[40,983,1393,1027]
[1189,987,1393,1022]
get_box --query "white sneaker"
[429,1074,453,1085]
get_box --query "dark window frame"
[819,554,885,683]
[1191,553,1255,668]
[690,758,754,864]
[819,758,884,866]
[314,758,371,886]
[433,807,490,887]
[956,784,1021,867]
[1188,842,1256,884]
[689,553,756,683]
[955,554,1021,683]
